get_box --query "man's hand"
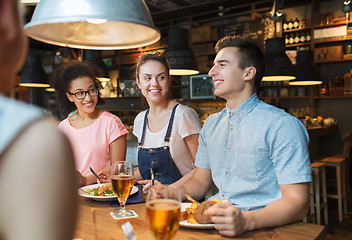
[205,200,246,237]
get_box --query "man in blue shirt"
[182,36,311,237]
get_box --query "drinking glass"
[111,161,134,218]
[146,186,181,240]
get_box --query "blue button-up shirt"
[195,94,311,211]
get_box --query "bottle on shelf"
[288,18,293,30]
[305,31,311,42]
[300,31,306,43]
[289,33,294,44]
[283,21,288,31]
[294,33,300,44]
[285,34,290,44]
[293,18,299,29]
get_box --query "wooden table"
[74,198,326,240]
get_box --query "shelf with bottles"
[284,30,311,47]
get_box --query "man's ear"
[244,67,257,82]
[0,0,17,41]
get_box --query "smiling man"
[180,36,312,237]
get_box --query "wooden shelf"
[283,27,310,33]
[314,22,351,29]
[286,42,311,48]
[314,37,352,45]
[316,58,352,64]
[313,95,352,99]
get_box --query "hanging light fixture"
[262,37,296,81]
[164,28,199,76]
[343,0,352,24]
[24,0,160,50]
[289,49,322,86]
[19,54,49,88]
[83,50,110,84]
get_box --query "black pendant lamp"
[263,37,295,81]
[289,49,322,86]
[24,0,160,50]
[19,55,49,88]
[84,50,110,83]
[164,28,199,76]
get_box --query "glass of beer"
[146,186,181,240]
[111,161,134,218]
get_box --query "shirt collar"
[225,93,260,121]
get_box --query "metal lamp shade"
[24,0,160,50]
[343,1,352,13]
[19,55,50,88]
[289,50,322,86]
[262,38,295,81]
[164,28,199,76]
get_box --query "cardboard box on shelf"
[314,46,343,62]
[191,26,215,43]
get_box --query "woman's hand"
[137,179,161,191]
[97,167,111,183]
[76,171,87,187]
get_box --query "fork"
[183,185,196,202]
[122,221,136,240]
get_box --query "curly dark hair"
[215,36,265,91]
[51,61,105,117]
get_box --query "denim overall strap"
[164,104,180,144]
[138,108,150,147]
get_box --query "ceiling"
[24,0,332,50]
[146,0,320,30]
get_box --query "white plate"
[78,183,138,202]
[179,203,215,229]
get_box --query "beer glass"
[146,186,181,240]
[111,161,134,218]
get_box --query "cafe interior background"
[16,0,352,168]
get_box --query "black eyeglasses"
[68,88,99,100]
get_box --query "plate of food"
[179,200,219,229]
[78,183,138,201]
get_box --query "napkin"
[109,191,145,206]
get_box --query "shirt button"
[227,148,231,152]
[226,172,230,176]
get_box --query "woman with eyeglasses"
[52,61,128,186]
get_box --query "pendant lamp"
[262,37,295,81]
[164,28,199,76]
[289,49,322,86]
[19,55,49,88]
[84,50,110,83]
[24,0,160,50]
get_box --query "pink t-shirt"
[58,111,128,176]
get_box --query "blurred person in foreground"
[52,61,128,186]
[0,0,77,239]
[163,36,311,237]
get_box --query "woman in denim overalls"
[133,52,202,187]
